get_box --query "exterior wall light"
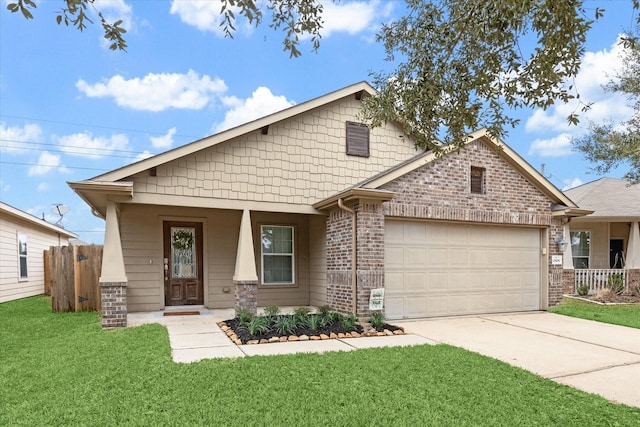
[555,235,568,252]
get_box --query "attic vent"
[470,166,485,194]
[346,121,370,157]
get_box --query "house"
[562,178,640,293]
[68,82,587,328]
[0,202,78,303]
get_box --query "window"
[261,225,294,284]
[346,121,370,157]
[18,233,28,280]
[571,231,590,268]
[470,166,485,194]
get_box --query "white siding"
[0,214,69,303]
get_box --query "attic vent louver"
[346,121,370,158]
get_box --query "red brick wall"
[382,140,553,225]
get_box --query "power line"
[1,139,150,159]
[0,113,201,140]
[0,160,111,172]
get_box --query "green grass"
[2,297,639,426]
[549,297,640,329]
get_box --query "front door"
[163,221,204,306]
[610,239,624,268]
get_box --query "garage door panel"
[385,220,541,319]
[406,273,427,291]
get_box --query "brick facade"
[562,270,576,295]
[326,208,355,314]
[322,139,569,318]
[100,281,127,328]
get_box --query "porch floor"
[126,306,434,363]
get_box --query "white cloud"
[562,178,584,190]
[28,151,71,176]
[525,37,632,134]
[76,70,227,111]
[133,150,154,163]
[55,132,129,159]
[150,127,177,149]
[37,182,51,192]
[0,123,42,153]
[321,0,391,37]
[0,179,10,192]
[528,133,574,157]
[214,86,295,133]
[169,0,253,36]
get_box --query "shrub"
[236,308,254,325]
[593,287,613,302]
[273,315,297,335]
[577,283,589,296]
[293,306,311,324]
[369,311,385,329]
[317,305,332,317]
[262,305,280,318]
[306,314,320,331]
[633,283,640,297]
[340,313,357,330]
[247,316,270,336]
[608,273,624,295]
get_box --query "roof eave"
[313,188,395,211]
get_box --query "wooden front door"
[163,221,204,306]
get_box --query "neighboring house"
[0,202,78,303]
[562,178,640,293]
[68,82,587,328]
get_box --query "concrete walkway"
[127,308,435,363]
[396,312,640,408]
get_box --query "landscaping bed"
[218,305,403,345]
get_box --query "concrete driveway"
[396,312,640,408]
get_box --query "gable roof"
[316,129,582,212]
[85,81,377,184]
[564,177,640,220]
[0,202,78,238]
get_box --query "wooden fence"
[44,245,103,312]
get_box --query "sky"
[0,0,638,244]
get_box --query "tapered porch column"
[561,223,575,294]
[100,201,128,328]
[233,209,258,315]
[626,221,640,269]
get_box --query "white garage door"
[385,220,541,320]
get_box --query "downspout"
[337,198,357,314]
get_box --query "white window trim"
[260,225,295,286]
[17,232,28,281]
[570,230,591,269]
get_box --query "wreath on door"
[172,229,194,251]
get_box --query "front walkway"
[127,308,434,363]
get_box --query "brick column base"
[100,281,127,328]
[562,269,575,295]
[356,270,384,318]
[234,280,257,316]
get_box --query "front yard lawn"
[549,297,640,329]
[2,297,639,426]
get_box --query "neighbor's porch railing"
[574,269,627,294]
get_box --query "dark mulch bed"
[222,318,403,345]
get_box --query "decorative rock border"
[217,321,404,346]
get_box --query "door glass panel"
[171,227,196,278]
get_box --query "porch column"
[355,201,385,318]
[100,201,128,328]
[626,221,640,269]
[561,223,575,294]
[233,209,258,315]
